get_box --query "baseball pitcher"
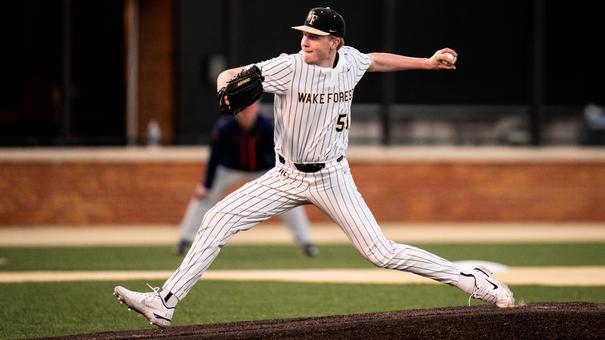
[114,7,515,327]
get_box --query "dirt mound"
[49,302,604,339]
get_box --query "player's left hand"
[429,48,458,70]
[217,65,265,115]
[194,183,210,200]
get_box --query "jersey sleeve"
[253,53,294,95]
[341,46,372,86]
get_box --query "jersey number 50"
[336,113,350,132]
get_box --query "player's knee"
[199,206,247,235]
[199,207,226,230]
[200,210,215,227]
[359,244,396,268]
[368,254,393,268]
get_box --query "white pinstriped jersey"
[256,46,371,163]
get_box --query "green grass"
[1,243,604,339]
[2,280,604,339]
[1,243,605,271]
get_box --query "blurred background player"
[174,101,317,257]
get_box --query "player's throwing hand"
[430,48,458,69]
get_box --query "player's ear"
[329,37,338,50]
[331,37,344,50]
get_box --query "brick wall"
[1,147,604,225]
[138,0,174,144]
[351,162,605,222]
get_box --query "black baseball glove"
[217,65,265,115]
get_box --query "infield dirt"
[46,302,604,339]
[3,223,605,246]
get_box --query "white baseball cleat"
[113,284,175,327]
[464,267,515,308]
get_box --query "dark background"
[0,0,603,145]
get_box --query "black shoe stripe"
[461,271,498,290]
[474,267,490,277]
[460,272,474,278]
[485,278,499,290]
[473,268,499,289]
[153,313,172,322]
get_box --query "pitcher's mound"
[52,302,605,339]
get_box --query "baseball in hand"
[441,52,457,66]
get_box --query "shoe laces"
[145,283,162,299]
[145,283,178,312]
[467,268,497,306]
[469,282,497,306]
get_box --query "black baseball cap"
[292,7,345,38]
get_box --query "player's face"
[300,32,333,67]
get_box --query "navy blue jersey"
[204,114,275,189]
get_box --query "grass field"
[2,243,605,271]
[1,243,605,339]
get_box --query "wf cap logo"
[306,11,319,25]
[292,7,346,38]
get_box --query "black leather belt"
[278,154,343,173]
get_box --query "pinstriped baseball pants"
[163,157,461,299]
[177,165,313,246]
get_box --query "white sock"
[160,290,179,308]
